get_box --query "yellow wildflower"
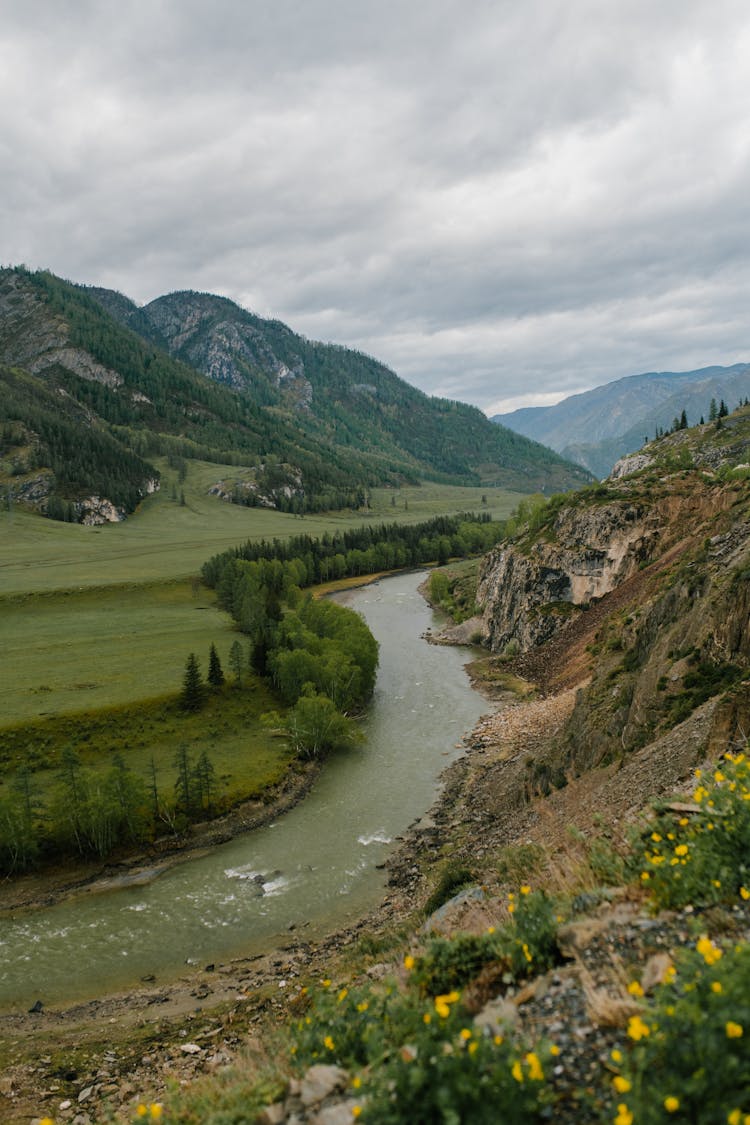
[39,1119,55,1125]
[423,1012,432,1024]
[640,871,650,881]
[550,1044,560,1056]
[468,1040,479,1055]
[740,886,750,900]
[322,978,331,988]
[627,980,644,998]
[726,1021,744,1039]
[338,988,348,1003]
[727,1110,742,1125]
[611,1049,623,1063]
[511,1060,524,1082]
[674,844,689,856]
[357,1001,369,1012]
[613,1076,632,1094]
[487,925,496,934]
[614,1104,634,1125]
[525,1052,544,1080]
[651,832,662,842]
[714,769,725,782]
[711,981,723,993]
[662,964,676,984]
[352,1076,362,1089]
[324,1034,335,1051]
[664,1096,680,1113]
[136,1109,149,1120]
[627,1015,651,1041]
[697,936,723,965]
[403,954,415,971]
[460,1028,472,1041]
[493,1034,504,1046]
[520,884,531,895]
[522,942,533,962]
[679,817,689,826]
[352,1107,362,1119]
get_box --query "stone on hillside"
[300,1064,348,1107]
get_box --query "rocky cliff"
[476,412,750,774]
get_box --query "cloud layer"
[2,0,750,412]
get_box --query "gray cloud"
[2,0,750,414]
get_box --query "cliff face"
[476,414,750,774]
[478,500,659,652]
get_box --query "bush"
[290,977,554,1125]
[632,751,750,909]
[610,939,750,1125]
[412,889,560,995]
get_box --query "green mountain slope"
[0,267,590,523]
[97,287,592,492]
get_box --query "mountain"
[493,364,750,477]
[0,268,590,523]
[89,286,593,492]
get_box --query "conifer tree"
[180,653,205,711]
[229,639,244,688]
[207,643,224,688]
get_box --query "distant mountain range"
[0,268,590,522]
[493,364,750,478]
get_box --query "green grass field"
[0,463,522,596]
[0,473,522,837]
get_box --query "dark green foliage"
[0,365,157,518]
[228,640,244,687]
[202,513,502,589]
[423,862,477,916]
[180,653,205,712]
[207,643,224,688]
[411,891,560,996]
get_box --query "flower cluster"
[608,938,750,1124]
[634,753,750,908]
[288,966,555,1124]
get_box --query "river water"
[0,571,488,1010]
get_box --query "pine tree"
[709,397,718,422]
[179,653,205,711]
[207,643,224,688]
[679,409,688,430]
[229,639,244,688]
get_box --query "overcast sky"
[2,0,750,415]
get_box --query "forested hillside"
[124,289,589,492]
[0,268,590,522]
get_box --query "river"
[0,571,488,1010]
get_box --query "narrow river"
[0,571,488,1010]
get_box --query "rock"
[257,1104,286,1125]
[474,997,519,1036]
[179,1043,203,1055]
[28,999,43,1013]
[300,1064,348,1107]
[421,885,485,935]
[311,1101,363,1125]
[77,1085,94,1102]
[641,952,674,993]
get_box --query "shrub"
[632,751,750,909]
[610,939,750,1125]
[290,977,554,1124]
[412,889,559,995]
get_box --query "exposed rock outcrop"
[478,501,659,653]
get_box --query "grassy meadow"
[0,470,522,837]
